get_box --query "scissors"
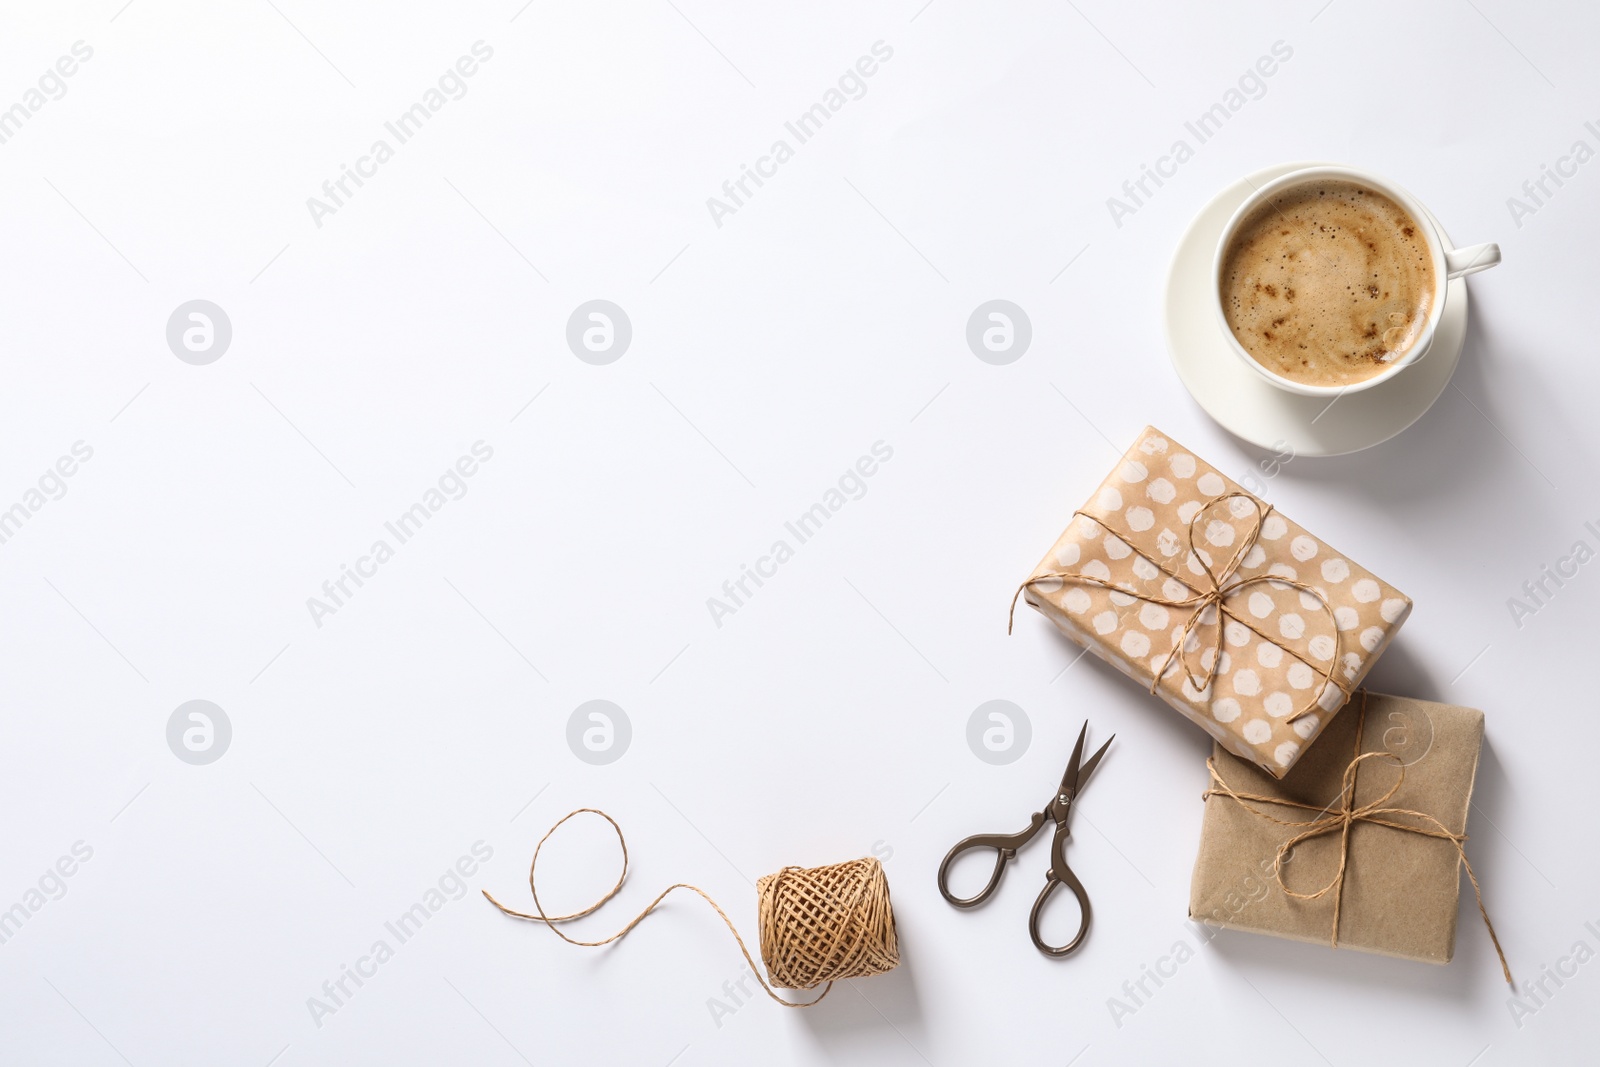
[937,722,1113,956]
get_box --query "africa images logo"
[305,443,494,628]
[305,42,495,229]
[705,441,893,627]
[0,41,94,147]
[704,41,894,228]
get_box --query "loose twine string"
[1009,492,1350,724]
[1201,691,1512,984]
[482,809,899,1007]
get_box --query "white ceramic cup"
[1212,165,1500,397]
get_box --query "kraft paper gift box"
[1015,426,1411,778]
[1188,691,1508,975]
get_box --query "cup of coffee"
[1212,165,1499,396]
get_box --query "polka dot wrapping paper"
[1019,427,1411,779]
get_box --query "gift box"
[1188,691,1507,976]
[1014,426,1410,777]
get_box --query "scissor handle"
[937,814,1045,908]
[1028,863,1092,956]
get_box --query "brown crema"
[1221,180,1436,387]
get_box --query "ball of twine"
[484,809,899,1006]
[757,859,899,989]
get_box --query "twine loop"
[1011,492,1349,723]
[483,809,899,1006]
[1201,692,1512,984]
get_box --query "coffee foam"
[1221,180,1436,387]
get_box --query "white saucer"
[1163,161,1468,457]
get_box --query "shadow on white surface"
[1361,638,1441,702]
[797,963,926,1059]
[1215,307,1580,514]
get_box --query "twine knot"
[1011,491,1349,723]
[1201,692,1512,984]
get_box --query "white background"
[1,1,1595,1063]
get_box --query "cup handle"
[1444,243,1500,279]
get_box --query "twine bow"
[1010,492,1349,723]
[1201,692,1512,984]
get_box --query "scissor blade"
[1056,722,1089,794]
[1074,735,1114,792]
